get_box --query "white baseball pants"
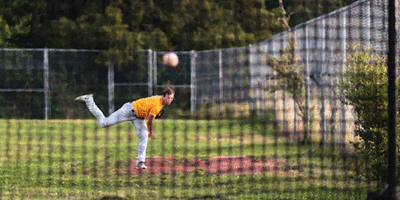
[85,97,149,165]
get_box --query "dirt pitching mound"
[126,156,285,175]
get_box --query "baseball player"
[75,87,175,169]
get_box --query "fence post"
[148,49,153,97]
[108,62,114,115]
[386,0,397,197]
[153,51,157,94]
[340,10,347,155]
[190,50,197,117]
[248,44,256,115]
[320,18,326,146]
[43,48,50,120]
[304,26,311,144]
[364,0,371,48]
[219,50,223,115]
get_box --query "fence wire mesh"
[0,0,397,199]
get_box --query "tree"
[339,43,400,186]
[0,0,32,47]
[265,0,310,145]
[0,16,12,47]
[0,0,358,51]
[97,4,142,66]
[272,0,358,27]
[0,0,285,51]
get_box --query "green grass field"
[0,119,371,199]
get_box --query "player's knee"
[137,131,148,140]
[137,132,147,139]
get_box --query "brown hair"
[162,87,175,96]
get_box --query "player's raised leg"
[75,94,136,128]
[75,94,107,126]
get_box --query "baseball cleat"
[136,162,147,169]
[74,94,93,102]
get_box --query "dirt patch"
[126,156,286,175]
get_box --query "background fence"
[0,0,397,199]
[0,0,392,121]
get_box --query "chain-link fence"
[0,0,397,199]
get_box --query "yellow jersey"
[132,95,164,119]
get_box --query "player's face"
[162,93,174,105]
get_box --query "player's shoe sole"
[74,94,93,102]
[136,162,147,169]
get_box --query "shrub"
[339,43,400,186]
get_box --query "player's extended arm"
[147,114,156,138]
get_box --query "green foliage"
[339,43,400,186]
[98,5,142,66]
[265,0,309,145]
[0,0,32,48]
[0,0,284,52]
[271,0,359,27]
[0,16,13,47]
[266,36,309,144]
[266,36,304,101]
[0,0,358,51]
